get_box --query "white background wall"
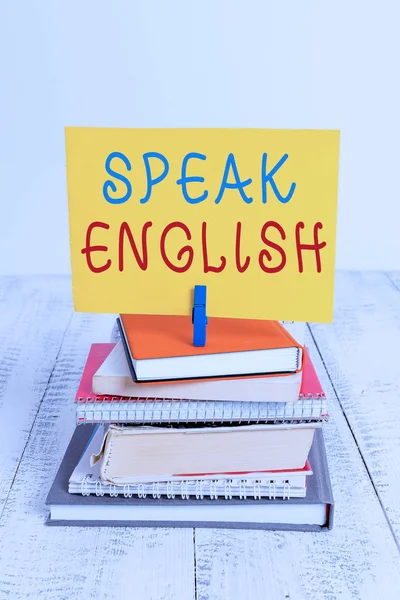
[1,0,399,274]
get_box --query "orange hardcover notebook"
[118,315,303,383]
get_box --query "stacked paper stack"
[46,318,333,530]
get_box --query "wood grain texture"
[0,276,72,515]
[310,271,400,543]
[195,328,400,600]
[1,274,400,600]
[387,272,400,292]
[0,308,195,600]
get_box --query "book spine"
[76,398,329,425]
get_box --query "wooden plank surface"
[388,272,400,292]
[195,327,400,600]
[0,276,73,515]
[0,308,195,600]
[1,274,400,600]
[310,271,400,543]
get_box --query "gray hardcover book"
[46,426,334,531]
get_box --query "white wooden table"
[0,273,400,600]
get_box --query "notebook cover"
[119,314,302,360]
[75,344,321,402]
[75,343,115,402]
[118,319,303,383]
[299,350,325,399]
[46,426,334,531]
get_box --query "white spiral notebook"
[77,397,328,426]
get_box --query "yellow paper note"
[66,128,339,322]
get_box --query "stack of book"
[46,317,334,531]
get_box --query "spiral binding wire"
[76,396,328,426]
[78,475,296,500]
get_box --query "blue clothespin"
[192,285,208,346]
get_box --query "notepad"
[118,314,303,382]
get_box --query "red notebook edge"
[299,351,325,398]
[175,459,313,478]
[75,343,116,402]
